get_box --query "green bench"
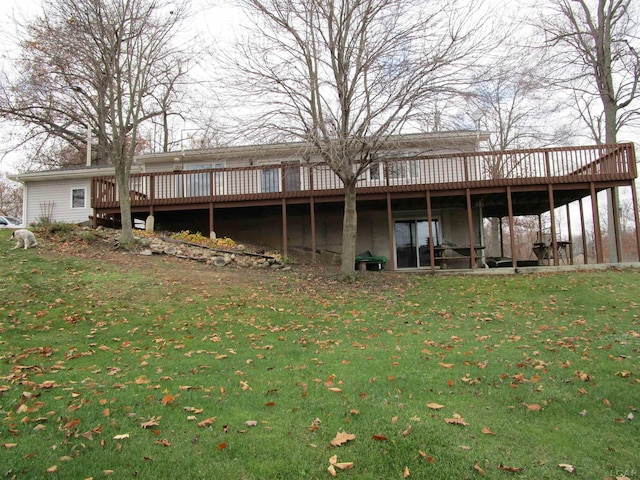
[355,251,387,271]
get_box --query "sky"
[0,0,236,174]
[0,0,637,175]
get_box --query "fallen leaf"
[324,374,336,387]
[371,434,388,441]
[426,402,445,410]
[161,395,174,406]
[474,460,485,475]
[481,427,495,435]
[217,442,228,450]
[140,416,160,429]
[399,424,412,436]
[438,362,454,369]
[113,434,130,440]
[197,417,216,427]
[327,387,343,393]
[527,404,542,412]
[154,439,171,447]
[404,466,410,478]
[330,431,355,447]
[3,443,18,449]
[445,414,468,426]
[46,465,58,473]
[574,371,590,381]
[418,451,436,463]
[498,463,523,472]
[558,463,576,474]
[328,464,337,477]
[245,420,258,427]
[135,375,150,385]
[64,418,80,429]
[328,455,354,470]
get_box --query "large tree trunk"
[339,181,358,279]
[115,166,134,247]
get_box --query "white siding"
[25,178,93,226]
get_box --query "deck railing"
[92,143,636,209]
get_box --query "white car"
[0,216,23,228]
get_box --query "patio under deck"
[91,143,640,270]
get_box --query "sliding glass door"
[395,220,440,268]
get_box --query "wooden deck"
[92,143,637,213]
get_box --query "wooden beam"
[466,189,476,268]
[632,180,640,262]
[281,199,288,257]
[548,184,558,266]
[386,192,395,271]
[590,183,603,263]
[579,198,588,264]
[507,186,517,268]
[310,197,316,264]
[427,190,435,271]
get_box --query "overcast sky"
[0,0,637,174]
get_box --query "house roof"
[7,130,489,182]
[135,130,489,165]
[7,165,141,183]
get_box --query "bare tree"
[0,0,193,245]
[539,0,640,261]
[541,0,639,144]
[0,174,23,218]
[228,0,490,278]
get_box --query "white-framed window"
[71,188,86,208]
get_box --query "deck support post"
[548,185,558,266]
[310,197,316,264]
[632,180,640,262]
[466,189,476,268]
[426,190,436,271]
[386,192,395,271]
[499,217,505,258]
[565,204,573,264]
[590,183,603,263]
[281,199,288,258]
[507,186,517,268]
[209,203,214,236]
[579,198,589,264]
[611,187,622,262]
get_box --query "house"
[9,132,640,270]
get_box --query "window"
[72,188,86,208]
[395,219,440,268]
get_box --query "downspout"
[22,183,28,227]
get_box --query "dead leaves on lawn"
[327,455,354,477]
[330,431,355,447]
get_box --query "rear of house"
[9,133,639,270]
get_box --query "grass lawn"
[0,229,639,479]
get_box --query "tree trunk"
[115,166,134,247]
[339,181,358,279]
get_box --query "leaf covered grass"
[0,230,639,479]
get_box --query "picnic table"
[355,251,387,271]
